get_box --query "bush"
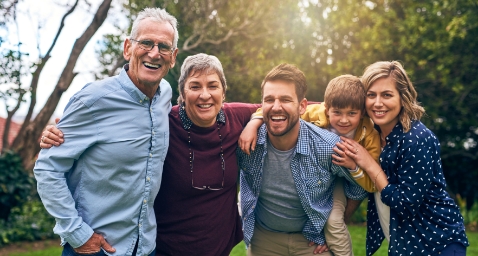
[0,197,56,246]
[0,151,34,221]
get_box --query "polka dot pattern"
[366,121,469,255]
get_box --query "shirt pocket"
[300,164,333,198]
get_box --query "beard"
[264,111,300,137]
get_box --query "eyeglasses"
[130,39,175,55]
[190,151,225,190]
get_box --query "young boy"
[239,74,380,256]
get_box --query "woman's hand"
[336,136,389,191]
[334,136,379,171]
[238,118,262,155]
[39,118,64,148]
[331,145,357,170]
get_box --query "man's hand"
[40,118,64,148]
[308,241,329,254]
[74,233,116,254]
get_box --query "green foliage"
[0,198,56,246]
[0,47,30,111]
[4,226,478,255]
[96,0,478,207]
[0,151,34,221]
[9,247,63,256]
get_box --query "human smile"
[143,62,162,69]
[373,110,387,116]
[337,124,350,128]
[198,104,213,109]
[271,115,286,121]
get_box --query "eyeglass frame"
[190,151,225,191]
[130,38,175,56]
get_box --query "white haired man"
[34,8,178,256]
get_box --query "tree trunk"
[12,0,113,170]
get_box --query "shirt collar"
[179,103,226,130]
[379,122,405,144]
[119,64,161,105]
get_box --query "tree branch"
[12,0,113,170]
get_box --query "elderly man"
[238,64,368,256]
[34,8,178,256]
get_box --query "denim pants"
[62,243,156,256]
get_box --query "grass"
[8,247,63,256]
[3,226,476,256]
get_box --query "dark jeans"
[438,242,467,256]
[62,243,156,256]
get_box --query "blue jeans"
[62,243,156,256]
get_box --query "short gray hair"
[129,8,179,48]
[177,53,227,106]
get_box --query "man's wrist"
[63,222,95,248]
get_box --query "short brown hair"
[261,63,307,101]
[324,75,365,111]
[361,61,425,132]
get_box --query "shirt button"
[143,199,147,204]
[318,181,322,184]
[147,177,150,181]
[150,153,153,158]
[139,100,143,103]
[152,131,155,135]
[138,224,141,227]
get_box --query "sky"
[1,0,126,121]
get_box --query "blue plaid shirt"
[238,120,367,246]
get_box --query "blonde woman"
[334,61,469,255]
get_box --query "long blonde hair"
[361,61,425,132]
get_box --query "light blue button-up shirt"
[34,65,171,256]
[238,120,367,246]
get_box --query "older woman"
[41,53,260,256]
[334,61,469,255]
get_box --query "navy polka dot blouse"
[366,121,469,255]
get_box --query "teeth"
[198,104,212,108]
[144,62,160,68]
[375,111,386,115]
[271,116,286,120]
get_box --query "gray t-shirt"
[255,140,307,232]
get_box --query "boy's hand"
[238,118,263,155]
[335,137,379,171]
[332,145,357,170]
[40,118,64,148]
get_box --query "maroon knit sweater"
[154,102,260,256]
